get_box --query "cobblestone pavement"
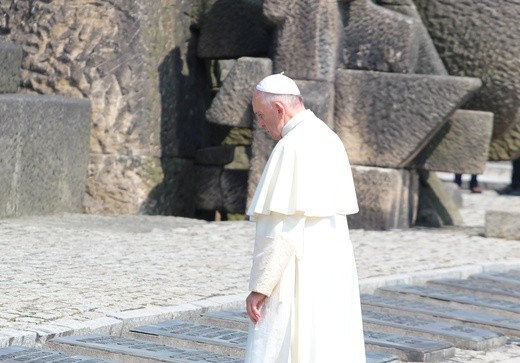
[0,190,519,361]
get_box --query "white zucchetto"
[255,73,301,96]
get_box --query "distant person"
[497,156,520,196]
[244,73,366,362]
[454,174,481,193]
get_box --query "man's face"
[252,92,283,140]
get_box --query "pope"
[244,73,366,362]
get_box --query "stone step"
[364,330,455,362]
[362,309,506,351]
[0,345,119,362]
[197,310,248,331]
[47,334,243,363]
[128,320,246,358]
[469,271,520,289]
[196,310,403,362]
[426,278,520,303]
[377,284,520,320]
[361,293,520,338]
[0,41,22,93]
[128,319,398,363]
[24,271,520,362]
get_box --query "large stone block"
[195,166,248,214]
[412,110,494,174]
[0,95,91,218]
[485,205,520,241]
[194,0,271,59]
[265,0,341,81]
[4,0,212,215]
[416,170,462,227]
[206,57,272,128]
[334,69,482,168]
[295,80,335,129]
[338,0,419,73]
[414,0,520,158]
[86,155,196,217]
[348,166,418,230]
[380,0,447,75]
[0,40,22,93]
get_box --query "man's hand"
[246,291,267,324]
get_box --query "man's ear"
[274,101,285,118]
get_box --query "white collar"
[282,109,311,137]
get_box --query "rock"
[0,40,22,93]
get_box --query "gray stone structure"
[0,95,91,218]
[413,0,520,160]
[1,0,211,216]
[0,38,91,218]
[0,40,22,93]
[1,0,518,230]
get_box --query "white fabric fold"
[249,213,305,297]
[247,110,358,218]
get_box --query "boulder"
[0,40,22,93]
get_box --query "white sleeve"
[248,212,305,297]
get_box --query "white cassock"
[244,109,366,362]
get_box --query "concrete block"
[266,0,341,81]
[416,170,463,227]
[381,0,448,75]
[338,0,419,73]
[415,0,520,147]
[195,145,235,166]
[195,166,248,214]
[195,0,271,59]
[0,41,22,93]
[348,166,418,230]
[295,80,335,129]
[206,57,272,128]
[412,110,494,174]
[485,205,520,240]
[334,69,482,168]
[0,95,91,218]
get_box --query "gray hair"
[255,91,304,109]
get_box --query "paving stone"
[364,329,456,362]
[469,271,520,289]
[365,351,399,363]
[378,285,520,320]
[131,314,399,362]
[362,294,520,338]
[129,320,246,358]
[362,309,506,350]
[427,278,520,304]
[48,334,242,363]
[198,310,249,331]
[0,346,118,362]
